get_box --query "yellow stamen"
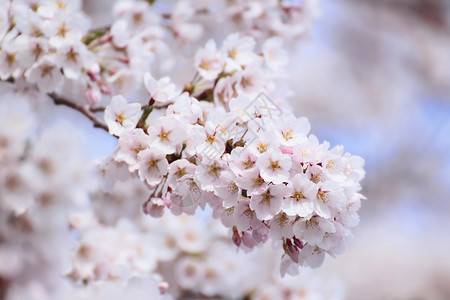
[158,128,171,141]
[208,163,221,178]
[269,160,280,171]
[148,159,158,171]
[116,112,126,125]
[261,192,272,205]
[282,127,294,141]
[292,191,305,201]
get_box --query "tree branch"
[49,93,110,133]
[89,106,107,113]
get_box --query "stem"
[89,106,106,113]
[82,28,108,46]
[49,93,110,133]
[136,105,154,132]
[157,174,169,198]
[153,103,171,109]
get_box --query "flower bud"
[285,239,299,263]
[158,281,169,294]
[232,226,241,247]
[85,88,101,106]
[143,197,165,218]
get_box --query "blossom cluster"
[157,0,320,42]
[200,0,321,41]
[0,0,194,104]
[72,178,345,300]
[0,0,319,106]
[104,35,366,274]
[0,0,93,92]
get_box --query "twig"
[88,103,168,115]
[49,93,110,133]
[154,103,172,109]
[89,106,106,113]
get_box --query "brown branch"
[153,103,171,109]
[89,106,106,113]
[49,93,110,133]
[87,102,168,115]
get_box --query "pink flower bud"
[285,239,299,263]
[232,226,241,247]
[98,81,111,94]
[280,145,293,155]
[143,198,165,218]
[158,281,169,294]
[99,34,113,43]
[85,88,101,106]
[87,63,101,82]
[89,62,101,75]
[164,191,173,209]
[293,237,304,249]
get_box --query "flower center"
[158,128,171,141]
[306,218,319,228]
[116,112,126,125]
[241,157,254,169]
[326,160,336,170]
[133,12,143,24]
[275,213,289,227]
[67,49,78,62]
[133,145,145,155]
[227,181,239,194]
[147,159,159,171]
[225,206,235,216]
[56,0,66,9]
[205,134,216,144]
[58,24,68,36]
[292,191,305,201]
[261,192,273,205]
[317,190,328,203]
[208,163,221,178]
[185,264,197,277]
[311,173,324,183]
[6,53,16,67]
[200,59,211,69]
[282,127,294,140]
[175,167,186,178]
[188,180,200,193]
[252,176,264,187]
[269,160,280,171]
[229,47,239,58]
[243,208,254,218]
[257,141,268,153]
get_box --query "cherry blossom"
[256,148,292,184]
[282,173,318,217]
[116,129,151,171]
[250,184,289,221]
[147,117,187,154]
[194,40,225,81]
[144,72,180,104]
[137,148,169,187]
[104,95,142,136]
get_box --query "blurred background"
[288,0,450,299]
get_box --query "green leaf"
[82,28,107,45]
